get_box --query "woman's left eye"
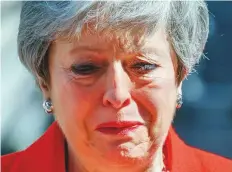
[131,62,157,73]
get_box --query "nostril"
[104,100,112,107]
[105,98,130,109]
[103,92,131,109]
[103,87,131,109]
[122,98,130,108]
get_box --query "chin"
[102,141,152,165]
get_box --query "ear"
[177,81,183,95]
[37,76,51,99]
[177,69,187,95]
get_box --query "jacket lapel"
[18,122,66,172]
[168,127,202,172]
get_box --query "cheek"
[133,77,177,142]
[50,73,102,137]
[154,80,177,134]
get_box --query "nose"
[103,62,131,109]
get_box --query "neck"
[147,148,165,172]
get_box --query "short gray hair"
[18,1,209,83]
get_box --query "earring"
[43,99,53,114]
[176,94,183,109]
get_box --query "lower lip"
[96,125,140,135]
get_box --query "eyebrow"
[69,43,169,61]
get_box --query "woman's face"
[41,28,181,170]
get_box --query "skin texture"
[39,28,183,172]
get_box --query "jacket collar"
[20,122,200,172]
[19,122,66,172]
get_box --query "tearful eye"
[71,64,100,75]
[132,62,157,72]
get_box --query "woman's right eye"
[71,64,100,75]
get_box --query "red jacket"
[2,122,232,172]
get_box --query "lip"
[95,121,143,135]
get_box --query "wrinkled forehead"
[50,26,172,68]
[54,24,168,56]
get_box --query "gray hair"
[18,1,209,83]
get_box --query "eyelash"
[70,61,158,76]
[71,63,100,75]
[131,62,157,72]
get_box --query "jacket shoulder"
[1,151,23,172]
[1,123,65,172]
[192,147,232,172]
[169,127,232,172]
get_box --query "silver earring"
[176,94,183,109]
[43,99,53,114]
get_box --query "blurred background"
[1,1,232,159]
